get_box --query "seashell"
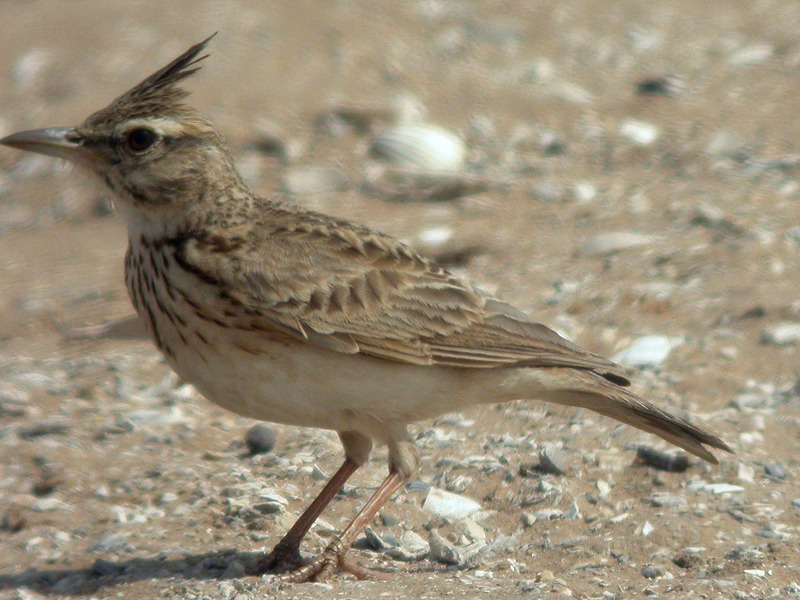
[370,124,465,172]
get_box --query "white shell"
[370,124,465,172]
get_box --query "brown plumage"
[1,36,731,583]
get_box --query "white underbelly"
[165,329,507,440]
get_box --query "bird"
[0,35,732,583]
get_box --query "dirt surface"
[1,2,800,599]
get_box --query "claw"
[251,539,304,575]
[276,542,388,583]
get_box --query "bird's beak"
[0,127,89,164]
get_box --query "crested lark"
[1,36,731,582]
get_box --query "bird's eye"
[125,128,159,153]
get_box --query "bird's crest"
[86,34,216,125]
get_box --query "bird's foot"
[251,539,304,575]
[277,540,389,583]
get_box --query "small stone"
[564,502,581,521]
[702,483,744,495]
[636,446,690,472]
[761,323,800,346]
[641,565,664,579]
[737,463,755,483]
[619,120,660,146]
[729,43,773,66]
[649,493,687,507]
[764,462,787,480]
[362,526,395,551]
[221,560,246,579]
[579,231,654,257]
[672,547,705,569]
[18,419,70,440]
[90,558,122,576]
[706,130,746,158]
[612,336,678,369]
[30,497,70,512]
[1,506,26,532]
[157,492,178,505]
[428,530,461,565]
[638,521,654,536]
[89,533,132,554]
[635,75,683,97]
[570,182,597,204]
[453,518,486,542]
[596,480,611,498]
[386,531,429,562]
[422,487,482,520]
[244,423,276,454]
[538,444,569,475]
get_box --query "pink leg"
[279,469,409,583]
[253,457,361,574]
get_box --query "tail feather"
[540,369,732,463]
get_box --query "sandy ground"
[1,2,799,599]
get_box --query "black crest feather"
[127,33,216,103]
[86,33,216,125]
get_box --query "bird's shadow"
[0,549,266,596]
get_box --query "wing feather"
[177,205,629,383]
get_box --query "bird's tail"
[531,368,732,463]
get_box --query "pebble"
[422,487,482,520]
[706,130,746,158]
[619,120,660,146]
[761,323,800,346]
[579,231,654,257]
[453,518,486,542]
[88,533,132,554]
[18,419,70,440]
[649,493,687,508]
[362,526,395,551]
[638,521,654,536]
[244,423,276,454]
[702,483,745,495]
[570,182,597,204]
[641,565,664,579]
[636,446,690,472]
[672,548,704,568]
[538,444,569,475]
[385,530,429,561]
[764,462,787,480]
[612,335,678,369]
[428,529,461,565]
[635,75,683,97]
[729,43,773,66]
[564,502,581,521]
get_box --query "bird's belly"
[167,330,504,438]
[142,302,517,439]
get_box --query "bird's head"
[1,34,240,230]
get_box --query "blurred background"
[1,2,799,599]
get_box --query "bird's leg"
[280,423,418,583]
[253,431,371,574]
